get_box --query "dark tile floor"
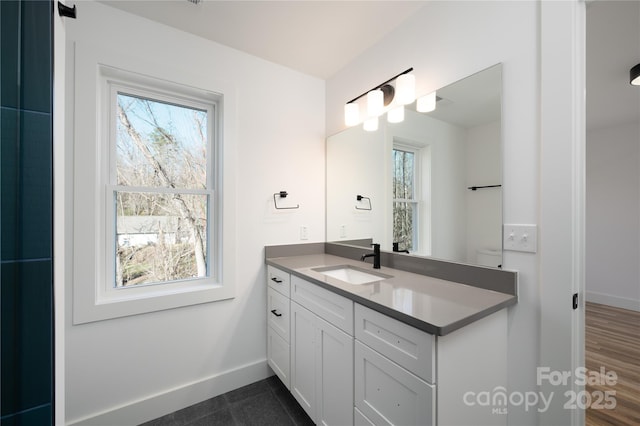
[140,376,315,426]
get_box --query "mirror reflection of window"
[392,146,420,252]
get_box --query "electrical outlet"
[339,224,347,238]
[300,225,309,240]
[503,224,537,253]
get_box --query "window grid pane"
[116,92,208,190]
[115,191,208,287]
[393,201,416,251]
[393,149,415,200]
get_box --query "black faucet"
[361,243,381,269]
[393,242,410,253]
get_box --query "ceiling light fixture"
[631,63,640,86]
[344,68,414,128]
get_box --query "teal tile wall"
[1,0,53,424]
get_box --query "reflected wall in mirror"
[326,64,502,267]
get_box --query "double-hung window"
[71,47,234,324]
[109,87,214,288]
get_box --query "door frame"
[539,1,586,425]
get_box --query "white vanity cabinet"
[354,303,507,426]
[266,266,291,389]
[290,276,354,426]
[266,262,508,426]
[354,304,436,425]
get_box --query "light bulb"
[344,103,359,126]
[367,89,384,117]
[417,91,437,113]
[387,105,404,123]
[363,117,379,132]
[395,74,416,105]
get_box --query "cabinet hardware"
[271,309,283,317]
[572,293,578,310]
[271,277,283,283]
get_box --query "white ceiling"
[99,0,639,131]
[99,0,428,80]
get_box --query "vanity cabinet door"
[291,301,354,426]
[316,312,354,426]
[267,326,290,390]
[290,302,317,419]
[355,341,435,426]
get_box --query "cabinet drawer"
[355,341,435,426]
[267,265,290,297]
[267,327,290,390]
[291,275,353,335]
[267,287,289,341]
[355,303,435,383]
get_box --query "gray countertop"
[266,253,517,336]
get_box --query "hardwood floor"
[585,302,640,426]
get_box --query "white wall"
[465,120,502,264]
[326,2,541,424]
[586,122,640,310]
[585,0,640,312]
[63,2,325,423]
[326,126,387,245]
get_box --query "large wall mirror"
[326,64,503,267]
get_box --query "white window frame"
[104,81,218,298]
[72,42,236,324]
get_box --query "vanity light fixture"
[387,105,405,123]
[344,68,414,128]
[363,117,379,132]
[367,89,385,117]
[344,103,360,126]
[631,63,640,86]
[395,73,416,105]
[417,91,437,113]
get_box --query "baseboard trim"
[586,291,640,312]
[67,359,272,425]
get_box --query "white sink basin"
[312,265,392,285]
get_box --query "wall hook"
[274,191,299,210]
[355,195,372,210]
[58,2,77,19]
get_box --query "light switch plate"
[503,224,537,253]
